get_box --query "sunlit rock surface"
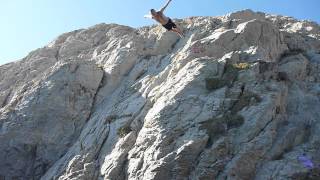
[0,9,320,180]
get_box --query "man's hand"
[160,0,173,13]
[144,14,153,19]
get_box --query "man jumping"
[144,0,184,38]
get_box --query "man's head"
[150,9,157,16]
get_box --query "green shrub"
[117,125,132,137]
[97,64,104,69]
[280,49,305,59]
[200,118,227,147]
[277,72,289,81]
[200,119,226,137]
[205,63,252,91]
[232,63,250,70]
[230,91,262,113]
[200,113,245,146]
[105,115,118,123]
[224,113,245,129]
[223,64,239,84]
[205,78,228,90]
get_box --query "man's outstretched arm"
[159,0,172,13]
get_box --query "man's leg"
[171,27,184,38]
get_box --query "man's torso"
[153,12,170,25]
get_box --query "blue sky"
[1,0,319,65]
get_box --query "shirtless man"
[144,0,184,37]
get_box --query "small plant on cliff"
[230,90,262,113]
[232,62,250,70]
[200,113,245,147]
[96,64,104,69]
[280,48,305,59]
[205,63,251,91]
[117,125,132,138]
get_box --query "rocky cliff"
[0,9,320,180]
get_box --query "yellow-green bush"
[117,125,132,137]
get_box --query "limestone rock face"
[0,9,320,180]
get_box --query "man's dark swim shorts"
[163,19,177,30]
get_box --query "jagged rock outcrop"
[0,9,320,180]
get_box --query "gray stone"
[0,9,319,180]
